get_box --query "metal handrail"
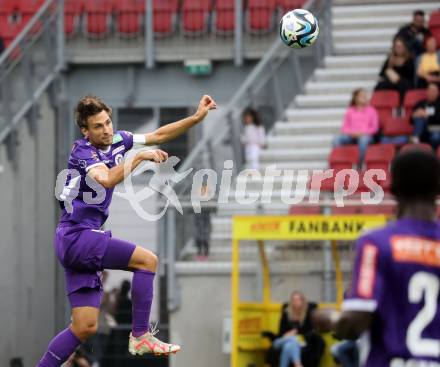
[176,0,330,187]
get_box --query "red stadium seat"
[213,0,235,35]
[288,205,320,215]
[433,29,440,49]
[429,11,440,29]
[153,0,178,36]
[246,0,277,33]
[359,204,396,216]
[64,0,83,37]
[370,90,400,127]
[182,0,212,35]
[115,0,144,37]
[403,89,428,116]
[84,0,113,38]
[277,0,306,14]
[382,116,413,137]
[364,144,396,171]
[331,205,361,215]
[400,143,433,153]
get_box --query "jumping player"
[318,150,440,366]
[37,94,217,366]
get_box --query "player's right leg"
[101,240,181,356]
[37,304,99,366]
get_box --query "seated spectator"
[417,36,440,88]
[266,291,325,367]
[241,108,266,170]
[411,83,440,149]
[375,37,415,101]
[396,10,432,56]
[333,88,379,167]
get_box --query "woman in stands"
[375,36,415,101]
[266,291,324,367]
[241,108,266,170]
[416,36,440,88]
[333,88,379,167]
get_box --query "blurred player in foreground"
[317,150,440,367]
[37,94,217,366]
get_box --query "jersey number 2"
[406,271,440,357]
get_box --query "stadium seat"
[246,0,277,34]
[84,0,113,38]
[400,143,433,153]
[359,204,396,216]
[64,0,83,37]
[370,90,400,127]
[288,205,320,215]
[277,0,307,14]
[19,0,45,35]
[213,0,235,35]
[382,116,413,138]
[115,0,144,37]
[433,29,440,48]
[429,11,440,30]
[331,205,361,215]
[403,89,428,116]
[153,0,178,36]
[364,144,396,171]
[181,0,212,35]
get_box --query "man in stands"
[397,10,432,56]
[317,149,440,366]
[412,83,440,148]
[37,94,217,366]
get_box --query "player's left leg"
[100,240,180,355]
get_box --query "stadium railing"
[0,0,64,164]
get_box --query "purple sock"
[37,328,82,367]
[131,269,155,337]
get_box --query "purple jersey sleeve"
[119,130,134,152]
[343,235,385,313]
[70,143,105,174]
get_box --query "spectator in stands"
[416,36,440,88]
[375,37,415,101]
[194,184,211,260]
[411,83,440,149]
[241,108,266,170]
[333,88,379,167]
[396,10,432,56]
[266,291,325,367]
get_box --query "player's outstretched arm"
[143,95,217,146]
[88,149,168,189]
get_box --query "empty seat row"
[429,10,440,47]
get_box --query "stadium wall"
[0,93,57,366]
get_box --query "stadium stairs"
[178,1,439,268]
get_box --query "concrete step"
[333,2,440,18]
[305,80,376,95]
[235,174,310,191]
[260,161,327,171]
[273,120,341,135]
[260,147,331,162]
[267,133,333,149]
[334,41,391,55]
[215,202,290,216]
[324,55,385,69]
[286,108,346,122]
[333,28,396,44]
[332,15,410,31]
[295,94,351,108]
[314,67,378,82]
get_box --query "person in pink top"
[333,88,380,167]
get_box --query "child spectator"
[416,36,440,88]
[241,108,266,170]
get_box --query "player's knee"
[75,320,98,340]
[137,252,158,271]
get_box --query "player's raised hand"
[195,95,217,121]
[138,149,169,163]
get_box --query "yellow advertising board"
[233,215,387,241]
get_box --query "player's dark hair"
[242,108,261,126]
[391,150,440,202]
[75,95,112,129]
[413,10,425,18]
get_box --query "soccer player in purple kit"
[318,149,440,367]
[37,94,217,366]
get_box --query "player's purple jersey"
[58,131,134,229]
[343,218,440,367]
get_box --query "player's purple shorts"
[54,223,136,308]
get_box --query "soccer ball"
[279,9,319,49]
